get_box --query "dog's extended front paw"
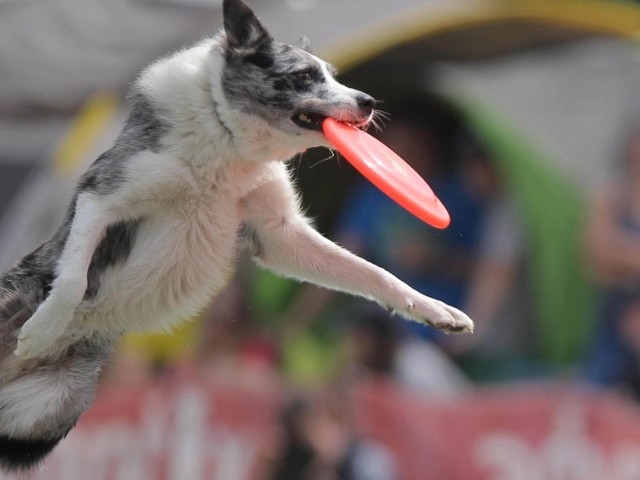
[14,310,69,358]
[392,294,474,334]
[434,301,474,334]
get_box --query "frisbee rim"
[322,118,450,229]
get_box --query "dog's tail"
[0,431,74,472]
[0,338,113,472]
[0,296,114,472]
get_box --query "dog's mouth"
[292,111,372,131]
[292,112,326,131]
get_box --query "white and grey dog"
[0,0,472,471]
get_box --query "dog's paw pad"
[415,303,473,334]
[389,293,474,334]
[440,312,474,334]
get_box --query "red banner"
[9,378,640,480]
[353,383,640,480]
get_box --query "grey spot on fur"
[223,0,272,53]
[238,223,263,258]
[222,40,334,119]
[121,93,170,153]
[78,93,170,195]
[84,219,141,300]
[244,49,274,69]
[0,292,40,364]
[0,194,77,324]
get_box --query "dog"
[0,0,473,471]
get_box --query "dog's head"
[220,0,376,148]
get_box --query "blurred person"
[267,391,396,480]
[345,311,399,377]
[597,293,640,394]
[584,124,640,395]
[344,309,470,396]
[447,133,532,380]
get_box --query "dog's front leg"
[14,193,115,358]
[242,166,473,334]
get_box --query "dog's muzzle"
[292,93,377,131]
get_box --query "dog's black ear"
[297,35,311,53]
[223,0,272,52]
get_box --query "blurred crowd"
[87,104,640,479]
[583,123,640,396]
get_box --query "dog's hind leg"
[14,193,115,358]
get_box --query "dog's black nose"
[357,94,376,110]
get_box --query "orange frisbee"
[323,118,450,229]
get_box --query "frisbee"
[322,118,450,229]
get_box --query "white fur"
[0,364,96,437]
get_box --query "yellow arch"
[322,0,640,70]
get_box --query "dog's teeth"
[299,114,311,123]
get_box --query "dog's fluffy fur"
[0,0,472,471]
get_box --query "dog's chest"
[84,162,265,332]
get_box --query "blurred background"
[3,0,640,478]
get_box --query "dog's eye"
[294,70,313,82]
[290,68,319,91]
